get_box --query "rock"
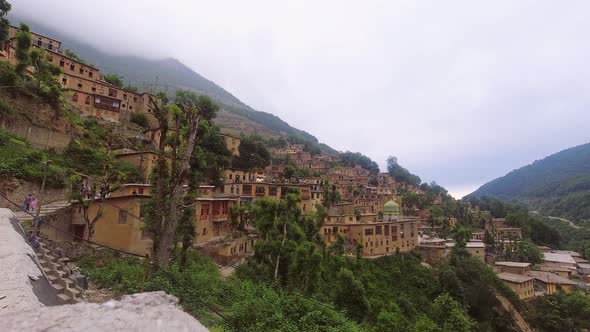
[1,291,209,331]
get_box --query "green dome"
[383,200,400,215]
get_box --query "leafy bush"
[130,112,149,128]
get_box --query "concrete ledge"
[1,291,209,331]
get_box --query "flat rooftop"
[497,272,533,284]
[495,261,531,268]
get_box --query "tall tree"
[251,194,302,281]
[29,48,62,107]
[143,90,219,265]
[0,0,11,45]
[15,23,31,75]
[232,136,271,170]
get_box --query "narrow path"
[495,292,535,332]
[545,216,580,229]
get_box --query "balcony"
[211,214,229,222]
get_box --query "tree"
[103,73,124,88]
[0,0,11,45]
[15,23,31,75]
[387,156,421,186]
[452,226,472,249]
[283,163,296,179]
[250,194,302,281]
[29,48,62,107]
[67,145,118,240]
[142,90,219,265]
[232,136,270,170]
[334,268,369,322]
[130,112,149,128]
[63,49,86,64]
[432,293,474,332]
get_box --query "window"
[202,228,207,235]
[72,93,78,102]
[37,39,42,46]
[59,60,65,67]
[376,225,382,235]
[269,186,277,196]
[85,96,90,105]
[79,68,84,75]
[123,94,127,100]
[48,44,53,50]
[91,86,96,92]
[108,88,117,97]
[89,71,93,78]
[364,228,374,236]
[99,88,104,94]
[70,64,75,71]
[138,188,144,195]
[77,82,83,88]
[118,210,127,224]
[62,77,67,85]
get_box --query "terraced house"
[322,200,419,257]
[1,25,158,123]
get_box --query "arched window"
[85,96,90,105]
[72,93,78,102]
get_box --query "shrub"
[130,112,149,128]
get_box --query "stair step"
[66,287,81,299]
[38,259,48,266]
[58,277,75,288]
[57,293,73,304]
[51,283,65,294]
[46,274,59,284]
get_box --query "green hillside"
[467,142,590,222]
[10,16,335,152]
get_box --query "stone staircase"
[14,200,71,223]
[36,240,84,305]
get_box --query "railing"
[211,214,229,222]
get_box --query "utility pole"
[34,159,51,232]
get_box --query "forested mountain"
[9,15,334,151]
[468,142,590,222]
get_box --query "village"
[1,18,589,331]
[2,24,589,305]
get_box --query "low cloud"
[11,0,590,193]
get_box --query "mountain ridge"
[467,142,590,222]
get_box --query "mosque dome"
[383,200,400,215]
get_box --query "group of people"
[23,193,38,212]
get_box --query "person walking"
[29,193,38,212]
[24,194,32,211]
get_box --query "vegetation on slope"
[468,143,590,223]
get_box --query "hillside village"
[1,9,590,332]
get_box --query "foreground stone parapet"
[1,291,209,332]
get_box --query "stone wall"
[0,178,68,209]
[0,117,72,151]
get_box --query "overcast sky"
[11,0,590,197]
